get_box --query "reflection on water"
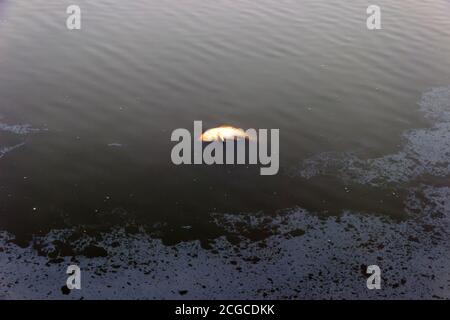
[0,0,450,244]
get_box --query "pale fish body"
[199,126,251,142]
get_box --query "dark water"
[1,0,450,244]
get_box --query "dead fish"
[199,126,253,142]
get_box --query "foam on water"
[293,87,450,186]
[0,121,44,158]
[0,142,25,159]
[0,182,448,299]
[0,122,42,135]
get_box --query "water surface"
[1,0,450,244]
